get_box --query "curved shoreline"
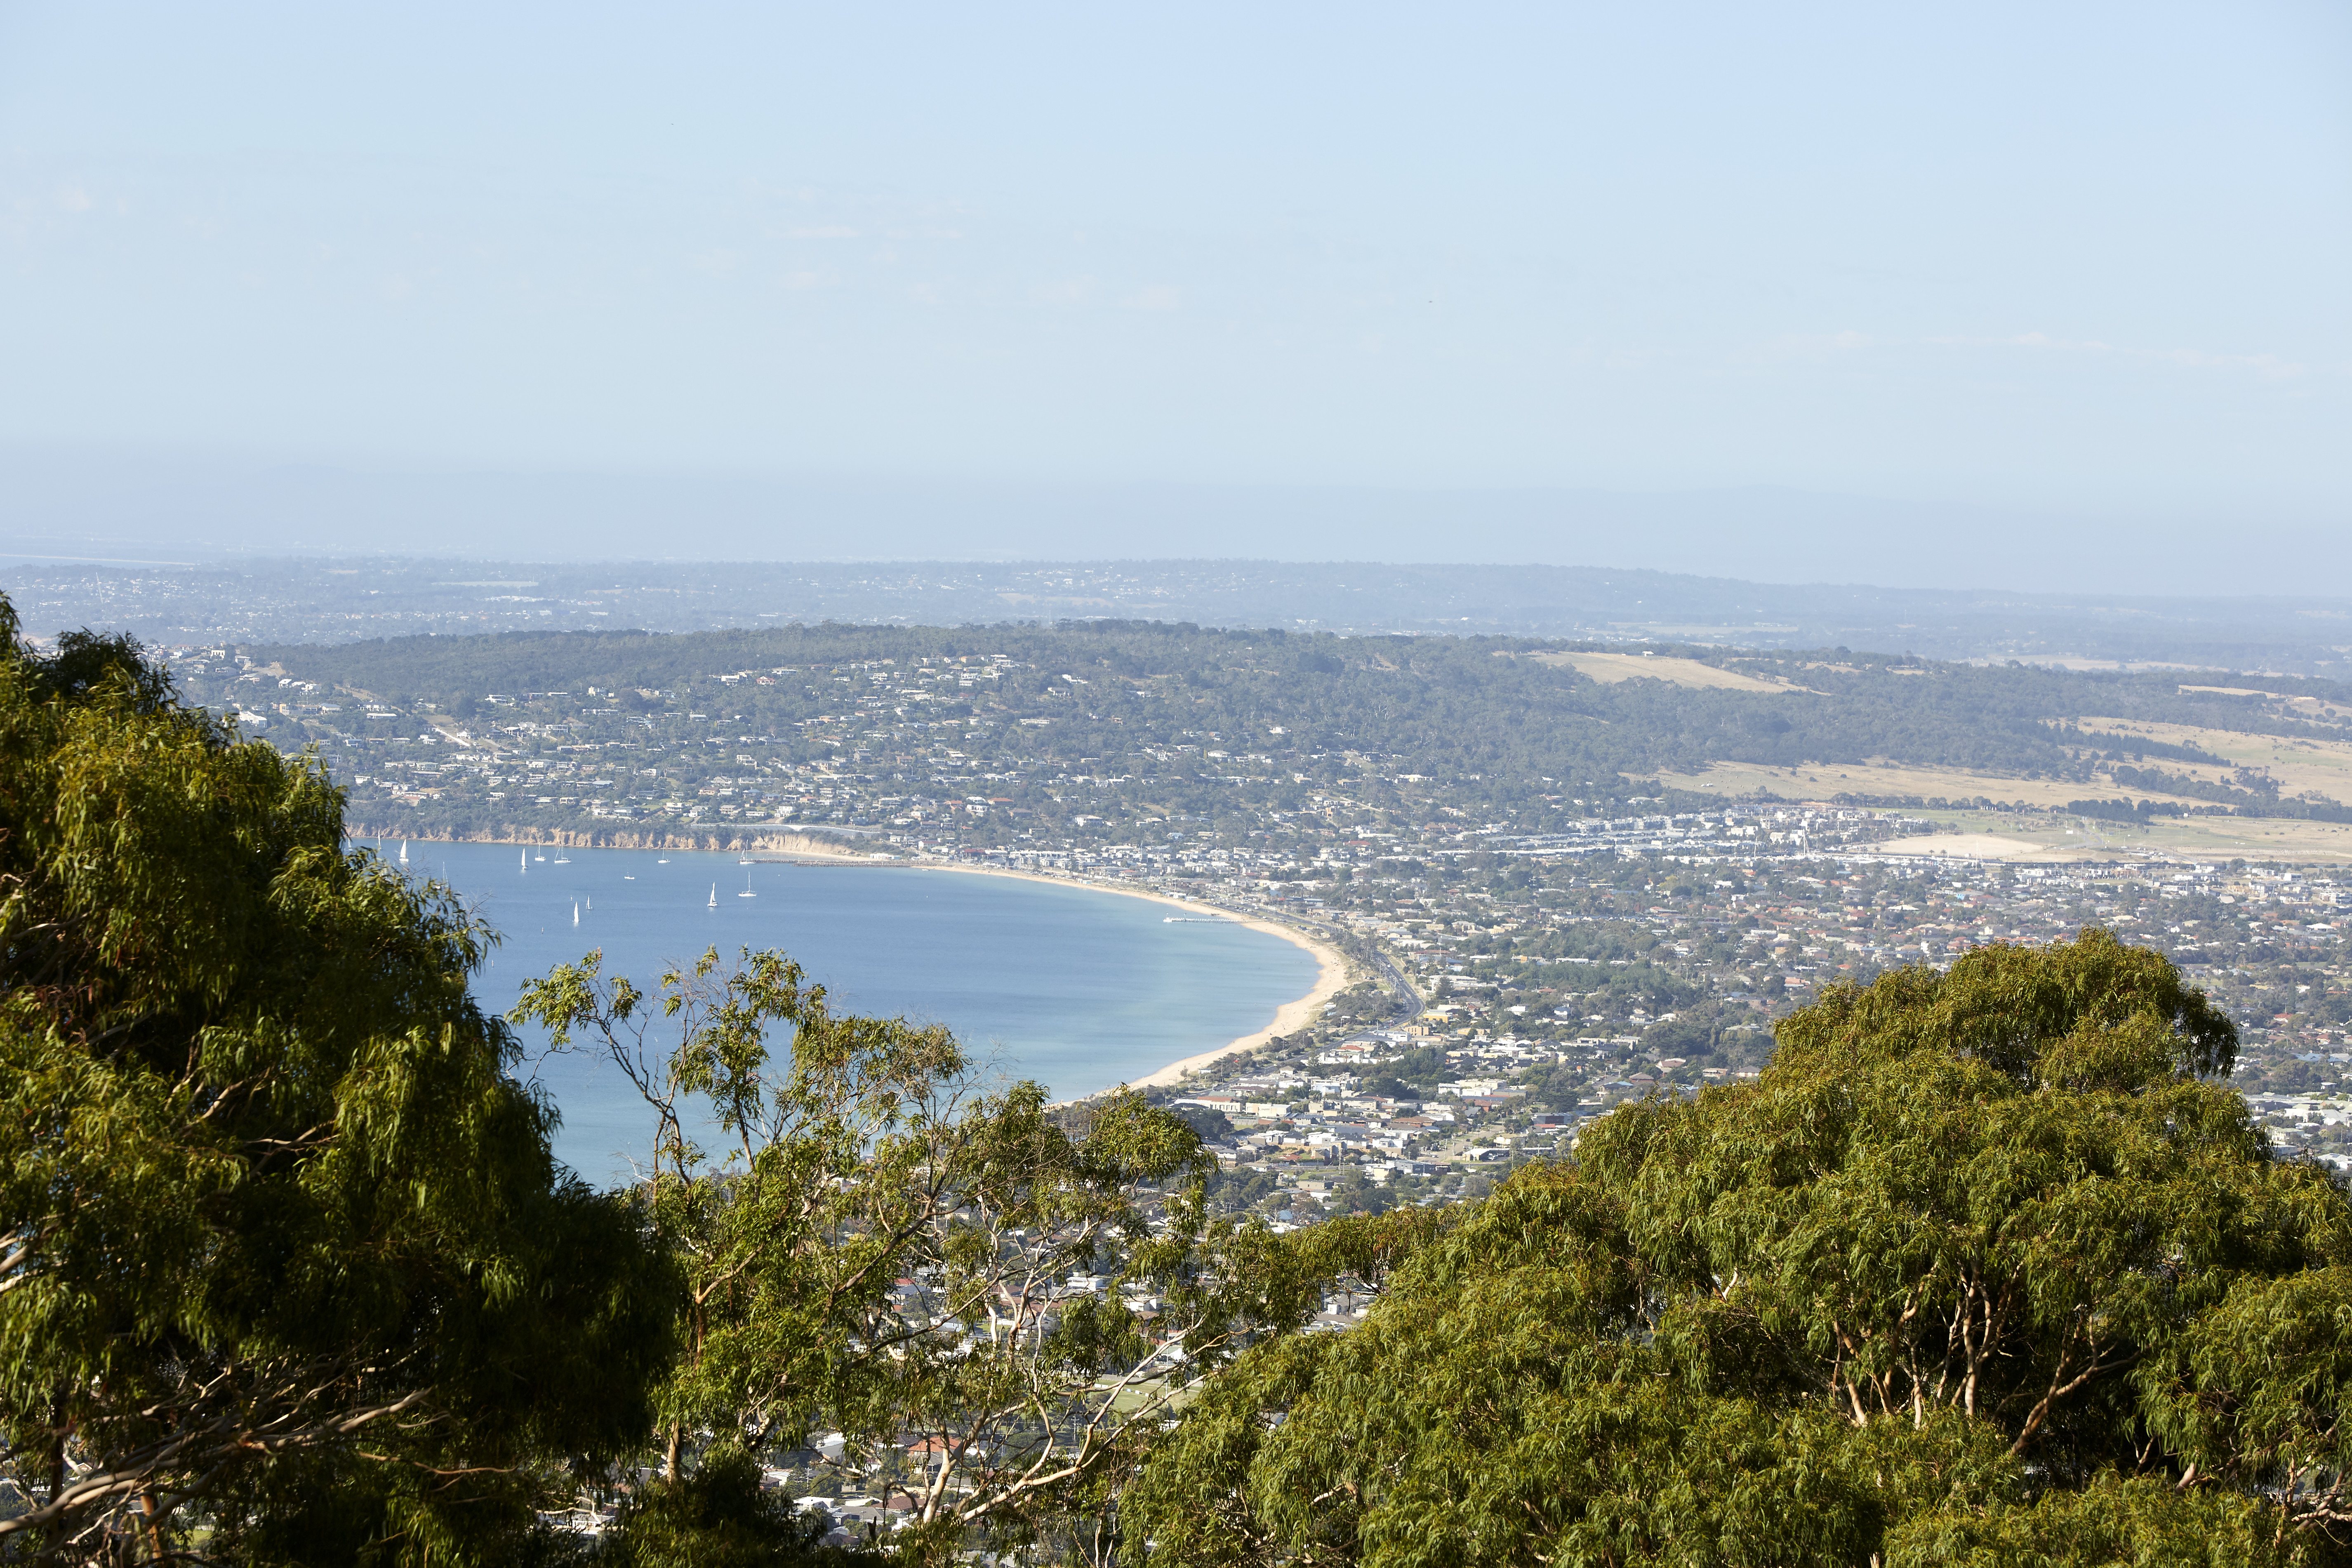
[367,831,1351,1097]
[910,862,1351,1093]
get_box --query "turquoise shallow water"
[395,843,1317,1182]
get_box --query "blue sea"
[391,842,1318,1181]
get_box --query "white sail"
[520,848,527,870]
[572,901,579,927]
[708,884,717,909]
[398,841,408,865]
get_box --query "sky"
[0,1,2347,584]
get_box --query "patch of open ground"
[1529,652,1796,693]
[1875,833,2049,861]
[2006,658,2207,673]
[1602,623,1801,642]
[1655,758,2352,865]
[1653,759,2210,811]
[2078,718,2352,803]
[1914,810,2352,866]
[2175,686,2342,712]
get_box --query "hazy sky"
[1,1,2347,564]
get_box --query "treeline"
[2076,763,2352,824]
[2071,792,2352,827]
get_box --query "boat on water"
[707,884,717,909]
[657,858,670,864]
[571,901,579,927]
[553,854,570,864]
[737,872,756,899]
[398,841,409,866]
[518,848,527,871]
[623,874,635,881]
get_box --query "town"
[148,631,2352,1241]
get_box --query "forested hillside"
[188,622,2352,850]
[231,622,2352,773]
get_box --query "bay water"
[395,842,1317,1181]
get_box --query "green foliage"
[42,579,2352,1565]
[0,595,670,1563]
[1171,1104,1238,1142]
[606,1452,874,1568]
[1885,1473,2294,1567]
[512,945,1394,1562]
[1126,930,2352,1566]
[1367,1046,1449,1090]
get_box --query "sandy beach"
[375,830,1351,1095]
[914,861,1352,1092]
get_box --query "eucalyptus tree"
[0,601,670,1563]
[516,946,1415,1563]
[1128,930,2352,1566]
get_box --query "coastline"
[913,862,1351,1092]
[353,825,885,859]
[364,830,1351,1094]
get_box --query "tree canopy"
[0,598,670,1562]
[1126,930,2352,1566]
[18,585,2352,1566]
[514,945,1427,1566]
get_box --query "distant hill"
[8,556,2352,676]
[170,620,2352,855]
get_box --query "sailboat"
[737,871,756,899]
[707,884,718,910]
[585,895,592,910]
[519,848,527,871]
[398,841,409,866]
[571,900,579,927]
[553,852,570,864]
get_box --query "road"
[1291,916,1424,1027]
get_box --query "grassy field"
[1656,758,2352,865]
[1529,652,1795,693]
[2079,716,2352,803]
[1652,758,2197,810]
[1925,809,2352,865]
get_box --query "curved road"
[1278,912,1425,1028]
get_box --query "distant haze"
[9,556,2350,679]
[2,453,2349,600]
[0,2,2346,583]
